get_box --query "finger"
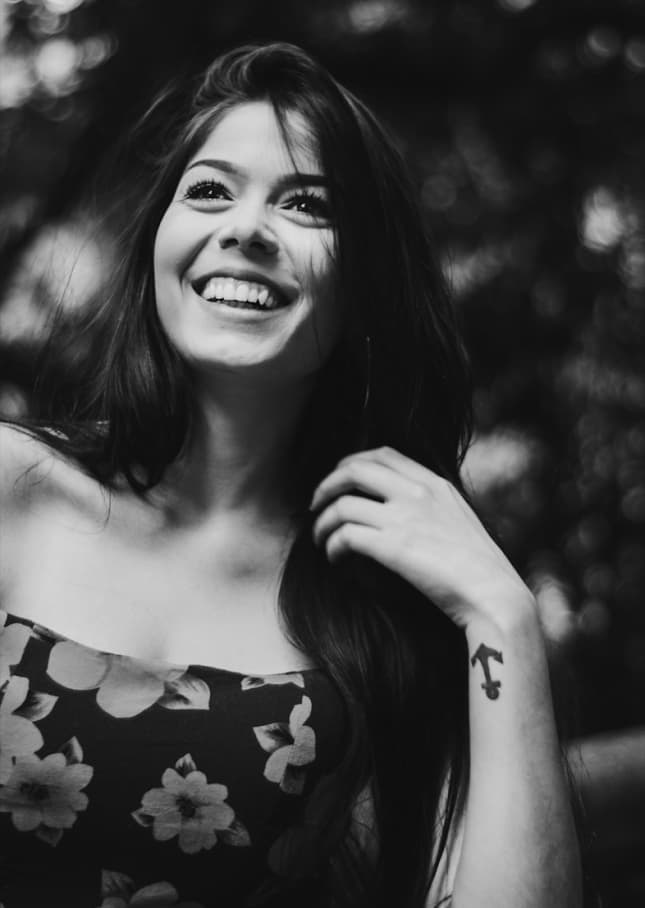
[310,460,423,511]
[312,495,384,547]
[324,522,383,564]
[339,446,445,490]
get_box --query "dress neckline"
[0,607,320,679]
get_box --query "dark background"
[1,1,644,905]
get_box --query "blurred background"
[0,0,643,904]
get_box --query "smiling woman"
[153,101,341,380]
[0,43,581,908]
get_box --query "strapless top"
[0,608,348,907]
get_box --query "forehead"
[186,101,322,177]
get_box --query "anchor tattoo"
[471,643,504,700]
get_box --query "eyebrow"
[184,158,328,190]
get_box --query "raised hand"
[310,446,536,632]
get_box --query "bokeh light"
[0,52,37,108]
[498,0,538,12]
[35,36,81,94]
[624,37,645,71]
[581,187,627,252]
[42,0,86,14]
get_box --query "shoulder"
[0,423,56,501]
[0,422,102,515]
[0,423,114,598]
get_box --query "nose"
[217,201,279,257]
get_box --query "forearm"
[450,600,582,908]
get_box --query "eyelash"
[183,180,229,201]
[182,179,331,220]
[284,189,330,219]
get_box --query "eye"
[283,190,331,221]
[182,179,231,202]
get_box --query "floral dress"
[0,609,348,907]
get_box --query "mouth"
[192,274,291,312]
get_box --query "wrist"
[464,591,541,644]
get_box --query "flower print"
[0,675,49,784]
[99,869,205,908]
[253,695,316,795]
[0,742,92,846]
[132,754,251,854]
[47,641,210,718]
[0,612,31,685]
[241,672,305,691]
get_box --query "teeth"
[201,278,217,301]
[199,277,282,309]
[235,282,249,302]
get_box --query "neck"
[159,370,313,523]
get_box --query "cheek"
[303,234,338,307]
[151,214,186,348]
[152,208,191,321]
[303,245,344,353]
[152,209,177,286]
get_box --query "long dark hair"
[24,43,473,907]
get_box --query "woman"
[0,43,581,908]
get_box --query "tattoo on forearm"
[471,643,504,700]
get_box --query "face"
[153,101,341,385]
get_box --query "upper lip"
[191,267,299,304]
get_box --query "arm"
[311,446,582,908]
[451,605,581,908]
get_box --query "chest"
[4,502,310,674]
[0,608,346,907]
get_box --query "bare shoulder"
[0,422,100,515]
[0,423,56,502]
[0,422,113,605]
